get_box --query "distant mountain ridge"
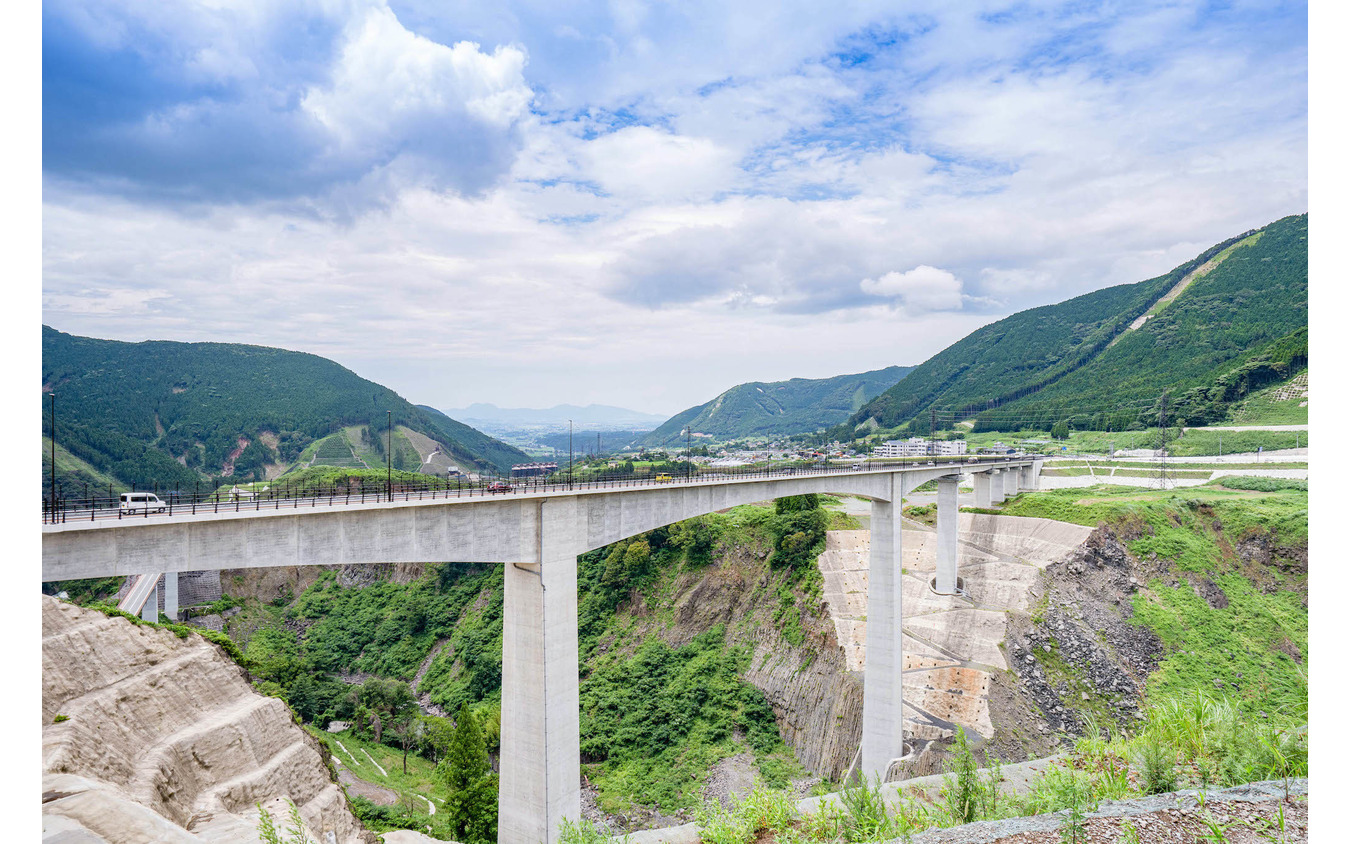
[643,365,913,445]
[840,213,1308,435]
[440,402,667,430]
[41,327,529,490]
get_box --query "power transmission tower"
[1154,394,1170,490]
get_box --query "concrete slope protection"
[41,596,372,844]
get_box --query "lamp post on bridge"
[49,392,56,517]
[386,410,392,502]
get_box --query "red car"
[487,482,512,493]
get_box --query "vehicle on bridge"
[654,473,673,482]
[119,492,166,515]
[487,482,512,493]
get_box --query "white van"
[119,492,167,514]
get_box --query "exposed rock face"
[641,541,865,782]
[217,563,427,606]
[41,596,374,843]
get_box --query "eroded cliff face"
[41,596,375,843]
[646,540,865,781]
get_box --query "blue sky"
[39,0,1309,415]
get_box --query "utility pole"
[1156,394,1169,490]
[685,426,693,478]
[568,420,574,489]
[597,432,601,458]
[930,407,936,460]
[386,411,392,501]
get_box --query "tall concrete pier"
[933,475,960,595]
[500,499,583,842]
[860,477,904,780]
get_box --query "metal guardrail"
[41,456,1038,525]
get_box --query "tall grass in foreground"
[560,689,1308,844]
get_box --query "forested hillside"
[41,327,529,492]
[841,214,1307,435]
[644,365,912,445]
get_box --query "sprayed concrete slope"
[819,513,1093,744]
[41,596,371,844]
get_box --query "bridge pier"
[860,483,905,781]
[973,472,992,508]
[140,580,159,622]
[990,470,1006,504]
[934,476,960,595]
[164,573,178,622]
[499,499,582,844]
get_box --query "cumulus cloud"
[860,266,965,312]
[303,6,531,154]
[577,126,739,200]
[43,0,535,204]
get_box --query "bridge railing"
[40,455,1036,524]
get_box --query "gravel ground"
[337,767,399,806]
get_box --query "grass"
[1226,377,1308,426]
[665,687,1307,843]
[308,725,443,817]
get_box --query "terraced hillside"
[41,596,373,843]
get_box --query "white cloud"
[860,266,965,312]
[578,126,740,200]
[302,5,532,155]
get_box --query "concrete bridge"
[41,458,1041,843]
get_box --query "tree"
[357,678,417,748]
[1051,420,1070,440]
[438,705,497,844]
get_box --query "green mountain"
[642,365,912,446]
[41,327,530,492]
[841,214,1308,436]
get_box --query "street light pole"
[686,426,692,478]
[569,419,574,490]
[49,392,56,512]
[386,411,392,502]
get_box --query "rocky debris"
[41,596,375,843]
[700,752,759,809]
[1002,526,1163,745]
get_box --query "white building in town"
[874,437,968,458]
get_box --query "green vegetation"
[840,214,1306,438]
[1000,485,1306,715]
[645,366,912,446]
[255,799,310,844]
[580,627,798,812]
[40,326,529,495]
[1226,377,1308,425]
[663,688,1306,843]
[439,705,498,844]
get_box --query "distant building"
[511,462,559,478]
[874,437,967,458]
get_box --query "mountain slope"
[642,365,913,445]
[41,327,529,489]
[844,214,1307,434]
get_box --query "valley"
[39,213,1310,843]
